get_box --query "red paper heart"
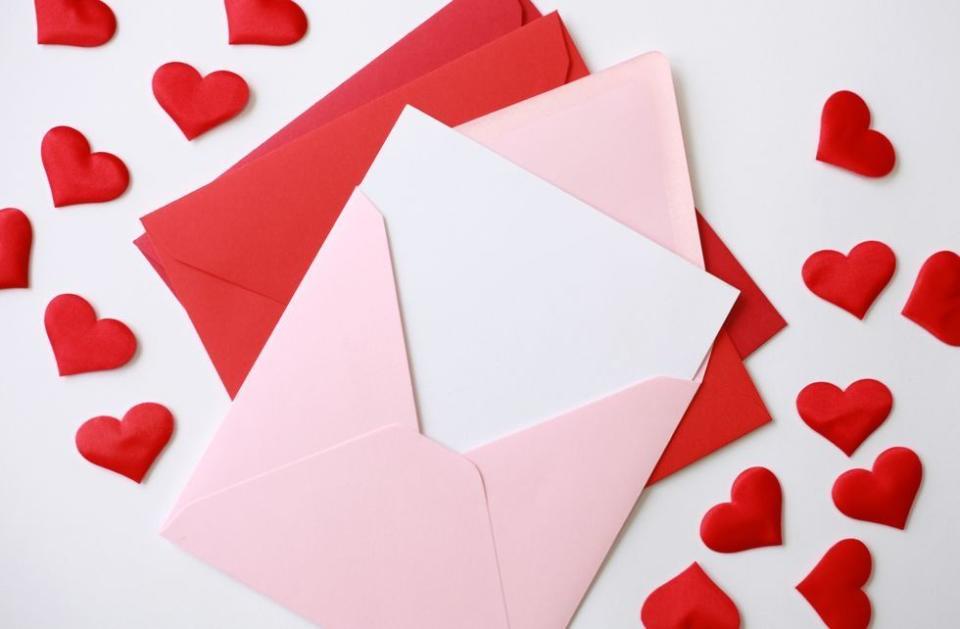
[902,251,960,346]
[796,379,892,456]
[700,466,782,553]
[802,241,896,319]
[641,562,740,629]
[41,126,129,207]
[35,0,117,47]
[75,402,174,482]
[44,294,137,375]
[153,62,250,140]
[796,538,872,629]
[0,208,32,289]
[832,446,922,529]
[225,0,308,46]
[817,91,895,177]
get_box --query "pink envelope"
[163,192,706,629]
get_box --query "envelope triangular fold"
[466,377,698,628]
[164,425,510,629]
[170,193,418,515]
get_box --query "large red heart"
[41,126,129,207]
[44,294,137,375]
[224,0,308,46]
[700,466,782,553]
[802,241,896,319]
[796,538,872,629]
[153,62,250,140]
[641,562,740,629]
[832,446,922,529]
[35,0,117,47]
[75,403,174,482]
[796,379,892,456]
[0,208,32,289]
[902,251,960,346]
[817,90,895,177]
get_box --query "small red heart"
[796,538,872,629]
[817,91,895,178]
[41,126,129,207]
[700,467,782,553]
[802,241,896,319]
[902,251,960,346]
[153,62,250,140]
[44,294,137,375]
[641,562,740,629]
[0,208,32,289]
[75,403,174,482]
[224,0,308,46]
[35,0,117,47]
[832,446,922,530]
[796,379,892,456]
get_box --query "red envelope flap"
[235,0,528,169]
[697,212,787,357]
[141,14,574,304]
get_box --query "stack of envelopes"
[141,1,787,627]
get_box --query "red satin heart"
[153,62,250,140]
[802,241,896,319]
[225,0,308,46]
[902,251,960,346]
[796,379,892,456]
[0,208,32,289]
[817,91,895,178]
[41,126,129,207]
[35,0,117,47]
[75,403,174,482]
[700,467,782,553]
[641,562,740,629]
[832,446,922,529]
[44,294,137,375]
[796,538,872,629]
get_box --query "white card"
[360,107,737,451]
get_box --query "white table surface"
[2,1,958,627]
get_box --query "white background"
[1,0,958,627]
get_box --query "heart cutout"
[832,446,922,529]
[817,90,895,177]
[796,379,892,456]
[700,466,782,553]
[0,208,32,289]
[641,562,740,629]
[153,62,250,140]
[41,126,129,207]
[225,0,308,46]
[75,402,174,482]
[902,251,960,346]
[44,293,137,375]
[796,538,872,629]
[35,0,117,47]
[802,241,896,318]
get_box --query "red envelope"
[139,11,586,397]
[138,0,785,482]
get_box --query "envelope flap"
[235,0,526,168]
[467,377,698,628]
[461,52,703,267]
[164,425,510,629]
[170,192,417,513]
[140,13,574,305]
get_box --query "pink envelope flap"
[164,425,511,629]
[466,376,698,629]
[169,193,417,514]
[460,51,704,268]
